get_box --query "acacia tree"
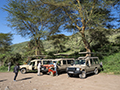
[0,33,12,53]
[41,0,118,56]
[48,34,68,53]
[4,0,49,55]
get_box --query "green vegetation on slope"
[102,51,120,74]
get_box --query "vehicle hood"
[20,65,29,68]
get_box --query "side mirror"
[57,63,60,66]
[87,64,89,67]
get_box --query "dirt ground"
[0,72,120,90]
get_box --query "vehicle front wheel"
[20,68,26,74]
[68,74,73,77]
[94,68,98,75]
[79,71,86,79]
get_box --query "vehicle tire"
[68,74,73,77]
[79,71,86,79]
[20,68,26,74]
[94,68,98,75]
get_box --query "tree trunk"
[80,19,91,57]
[35,39,42,55]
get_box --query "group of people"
[13,61,58,81]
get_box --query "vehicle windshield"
[74,60,85,65]
[43,61,52,64]
[27,61,30,65]
[52,61,57,63]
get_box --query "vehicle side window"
[90,59,93,65]
[93,58,99,64]
[57,61,61,65]
[86,61,89,66]
[37,61,39,66]
[67,60,72,64]
[30,62,35,66]
[63,60,66,65]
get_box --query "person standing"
[53,61,58,76]
[37,61,41,76]
[13,63,19,81]
[100,62,104,71]
[8,62,11,72]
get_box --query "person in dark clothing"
[13,63,20,81]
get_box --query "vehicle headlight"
[76,68,79,71]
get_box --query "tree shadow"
[17,77,33,81]
[0,79,7,82]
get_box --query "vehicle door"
[86,60,91,72]
[89,59,95,71]
[35,61,40,69]
[67,60,74,67]
[62,60,67,71]
[29,61,35,70]
[93,58,100,68]
[57,60,62,71]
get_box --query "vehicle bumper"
[67,70,82,75]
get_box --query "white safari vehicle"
[20,59,41,74]
[66,56,100,79]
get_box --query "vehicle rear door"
[62,60,67,71]
[89,58,95,71]
[29,61,35,70]
[86,60,91,72]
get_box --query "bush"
[0,65,15,72]
[101,52,120,74]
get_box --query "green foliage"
[0,65,14,72]
[11,42,28,54]
[102,52,120,74]
[48,34,68,53]
[4,0,49,55]
[0,52,22,66]
[0,33,13,53]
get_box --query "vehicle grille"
[68,68,76,71]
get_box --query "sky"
[0,0,73,45]
[0,0,31,44]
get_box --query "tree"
[0,33,12,53]
[41,0,118,56]
[4,0,49,55]
[24,39,45,55]
[48,34,68,53]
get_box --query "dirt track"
[0,72,120,90]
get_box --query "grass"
[0,66,14,72]
[101,51,120,74]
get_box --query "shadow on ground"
[17,77,33,81]
[0,79,7,82]
[67,73,97,79]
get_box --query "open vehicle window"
[67,60,73,64]
[30,62,35,66]
[90,59,93,65]
[63,60,66,64]
[93,58,99,64]
[74,60,85,65]
[43,61,52,64]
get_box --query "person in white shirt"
[53,61,58,76]
[37,61,41,76]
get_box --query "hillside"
[10,32,120,56]
[10,34,84,55]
